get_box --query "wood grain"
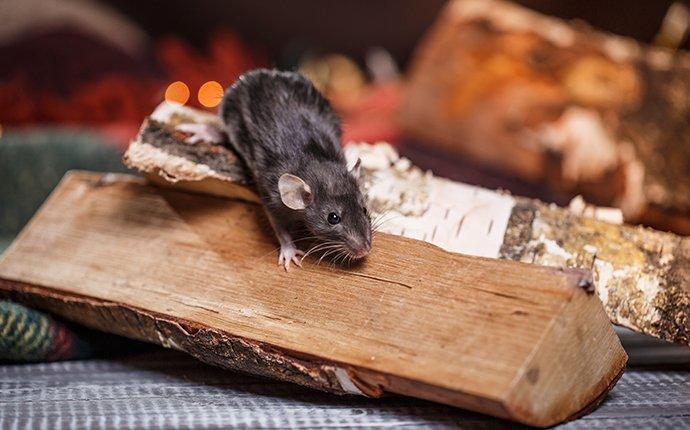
[0,171,626,427]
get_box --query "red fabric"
[0,28,399,147]
[0,30,264,129]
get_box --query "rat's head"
[278,160,372,260]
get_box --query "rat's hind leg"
[176,123,226,144]
[265,212,305,271]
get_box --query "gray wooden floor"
[1,347,689,429]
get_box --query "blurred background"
[1,0,690,250]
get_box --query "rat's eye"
[327,212,341,225]
[363,206,368,216]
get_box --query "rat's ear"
[348,158,362,179]
[278,174,313,210]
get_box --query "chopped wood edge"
[565,366,626,424]
[504,274,627,426]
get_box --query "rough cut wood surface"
[0,172,626,427]
[123,102,690,346]
[399,0,690,234]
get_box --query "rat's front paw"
[176,123,225,145]
[278,245,305,271]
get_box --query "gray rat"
[178,69,372,270]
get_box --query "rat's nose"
[350,239,371,259]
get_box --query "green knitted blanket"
[0,301,94,361]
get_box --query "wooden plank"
[123,102,690,346]
[399,0,690,234]
[0,172,625,427]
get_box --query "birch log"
[123,102,690,345]
[399,0,690,235]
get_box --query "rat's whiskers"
[371,210,400,233]
[305,241,340,260]
[317,247,342,266]
[302,241,340,261]
[329,247,350,268]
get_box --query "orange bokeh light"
[165,81,190,105]
[198,81,224,108]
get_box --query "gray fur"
[220,69,372,259]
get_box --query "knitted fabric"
[0,301,93,361]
